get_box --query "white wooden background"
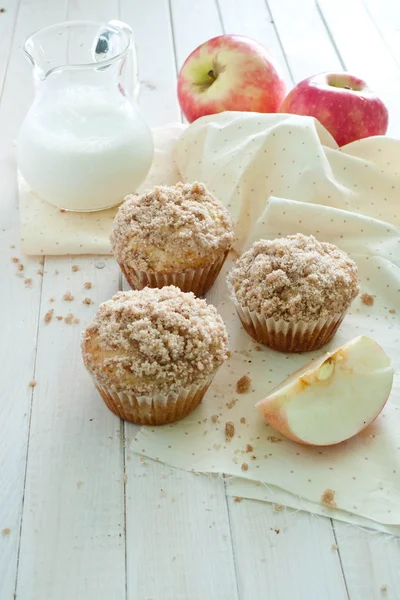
[1,0,400,598]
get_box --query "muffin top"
[110,181,234,273]
[81,286,228,395]
[227,234,359,321]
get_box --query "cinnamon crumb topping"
[321,488,336,509]
[227,234,359,321]
[44,309,54,324]
[84,282,92,289]
[72,265,79,272]
[225,421,235,439]
[236,375,251,393]
[361,293,374,306]
[110,182,233,272]
[241,463,249,472]
[63,291,74,301]
[81,286,228,395]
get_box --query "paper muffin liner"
[234,301,347,353]
[118,250,229,297]
[92,375,215,426]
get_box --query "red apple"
[280,72,388,146]
[177,35,286,123]
[256,336,393,446]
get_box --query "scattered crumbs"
[389,309,396,314]
[274,528,280,534]
[83,297,93,305]
[64,313,74,324]
[246,444,253,453]
[2,528,10,536]
[267,436,282,443]
[36,268,43,276]
[241,463,248,472]
[17,263,24,271]
[76,480,83,489]
[63,291,74,301]
[28,380,37,388]
[121,473,128,484]
[251,455,257,460]
[44,309,54,324]
[380,584,388,592]
[84,281,92,289]
[211,414,219,424]
[56,315,63,321]
[225,421,235,439]
[11,257,19,263]
[73,317,80,324]
[226,398,237,410]
[361,292,374,306]
[255,345,261,351]
[71,265,79,272]
[240,417,246,424]
[332,543,338,550]
[234,497,242,503]
[321,488,337,509]
[49,297,55,302]
[24,278,32,287]
[10,244,15,248]
[273,504,283,512]
[236,375,251,394]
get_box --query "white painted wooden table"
[1,0,400,598]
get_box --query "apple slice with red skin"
[280,72,388,147]
[177,35,286,123]
[256,336,393,446]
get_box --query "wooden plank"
[170,0,223,70]
[334,521,400,600]
[16,256,125,600]
[317,0,400,136]
[14,0,126,598]
[0,1,67,598]
[228,498,349,600]
[121,3,238,598]
[121,0,181,126]
[267,0,343,83]
[217,0,293,85]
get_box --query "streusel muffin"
[110,181,234,296]
[227,234,359,353]
[81,286,229,425]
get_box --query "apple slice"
[256,336,393,446]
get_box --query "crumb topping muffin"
[81,286,229,396]
[227,234,359,322]
[110,181,234,273]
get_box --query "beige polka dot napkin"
[127,113,400,529]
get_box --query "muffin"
[110,181,234,296]
[81,286,229,425]
[227,234,359,353]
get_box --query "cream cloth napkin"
[127,112,400,529]
[19,124,186,255]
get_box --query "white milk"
[17,86,154,211]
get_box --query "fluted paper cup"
[234,301,346,353]
[118,250,229,297]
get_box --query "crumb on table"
[246,444,253,453]
[361,293,374,306]
[2,528,10,535]
[236,375,251,394]
[56,315,63,321]
[44,309,54,324]
[225,421,235,439]
[49,297,55,302]
[240,417,246,424]
[255,345,262,351]
[84,282,92,289]
[83,297,93,305]
[321,488,337,509]
[63,291,74,301]
[64,313,74,324]
[72,265,79,272]
[226,398,237,410]
[11,257,19,263]
[234,497,242,503]
[241,463,248,472]
[211,415,219,424]
[332,543,338,550]
[267,436,282,443]
[28,380,37,388]
[389,309,396,314]
[24,278,32,287]
[36,269,43,276]
[17,263,24,271]
[380,584,388,592]
[273,504,283,512]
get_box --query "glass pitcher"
[17,20,154,211]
